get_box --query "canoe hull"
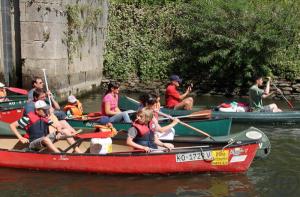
[0,143,258,174]
[67,118,232,137]
[212,111,300,123]
[0,108,24,123]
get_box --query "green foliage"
[105,0,300,94]
[64,3,102,63]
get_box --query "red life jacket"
[132,120,157,149]
[24,112,51,142]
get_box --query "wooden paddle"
[6,87,28,95]
[272,84,294,109]
[42,69,52,107]
[158,110,211,121]
[126,96,215,141]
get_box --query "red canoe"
[0,136,259,174]
[0,108,24,123]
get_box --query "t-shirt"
[165,84,181,108]
[101,93,118,116]
[249,85,264,110]
[17,115,53,129]
[27,88,35,101]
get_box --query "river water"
[1,93,300,197]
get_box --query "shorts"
[29,132,57,151]
[260,105,272,112]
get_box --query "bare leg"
[174,97,194,110]
[61,128,82,153]
[42,137,60,153]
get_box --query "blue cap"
[170,75,182,83]
[96,116,110,125]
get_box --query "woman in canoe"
[126,108,174,153]
[143,93,179,140]
[101,82,132,123]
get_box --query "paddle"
[125,96,215,141]
[6,87,28,95]
[272,83,294,109]
[158,110,211,121]
[42,69,52,107]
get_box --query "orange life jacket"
[94,124,118,138]
[64,101,83,117]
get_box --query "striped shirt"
[17,116,53,129]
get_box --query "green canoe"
[0,95,27,109]
[66,118,232,137]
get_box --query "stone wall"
[20,0,108,98]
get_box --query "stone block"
[21,22,66,42]
[22,41,68,59]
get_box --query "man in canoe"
[249,76,282,112]
[127,108,174,153]
[10,100,64,153]
[165,75,193,110]
[28,77,44,101]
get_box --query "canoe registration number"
[176,151,212,163]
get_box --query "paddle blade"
[6,87,28,95]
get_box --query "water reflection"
[0,168,257,197]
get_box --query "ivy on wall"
[63,3,102,63]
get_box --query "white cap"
[35,100,50,109]
[68,95,77,103]
[0,82,5,88]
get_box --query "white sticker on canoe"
[176,151,212,162]
[230,155,247,163]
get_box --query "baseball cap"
[34,100,50,109]
[0,82,5,88]
[170,75,182,83]
[68,95,77,103]
[96,116,110,125]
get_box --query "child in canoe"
[126,108,174,153]
[64,95,83,118]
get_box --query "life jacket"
[64,101,83,117]
[132,120,157,149]
[94,125,118,138]
[25,112,51,142]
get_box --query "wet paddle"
[6,87,28,95]
[125,96,215,141]
[272,84,294,109]
[42,69,52,107]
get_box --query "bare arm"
[155,118,179,133]
[9,121,29,144]
[126,136,150,152]
[154,135,174,150]
[179,86,192,100]
[47,90,60,110]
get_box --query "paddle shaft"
[125,96,215,140]
[158,112,210,121]
[272,84,294,109]
[42,69,52,107]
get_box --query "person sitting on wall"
[249,76,282,112]
[126,108,174,153]
[64,95,83,118]
[165,75,193,110]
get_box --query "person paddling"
[165,75,193,110]
[10,100,63,153]
[249,76,282,112]
[143,93,179,140]
[126,108,174,153]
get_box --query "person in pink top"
[165,75,193,110]
[101,82,132,123]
